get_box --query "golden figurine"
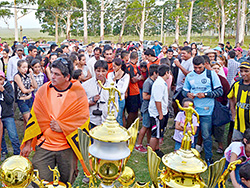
[175,99,199,136]
[98,80,121,113]
[48,166,60,186]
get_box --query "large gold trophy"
[78,81,139,188]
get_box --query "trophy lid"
[162,133,207,174]
[89,110,130,143]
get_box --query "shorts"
[125,94,140,113]
[150,114,169,139]
[17,98,33,114]
[232,129,244,141]
[142,111,150,128]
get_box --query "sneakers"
[1,152,6,161]
[216,148,224,154]
[134,145,147,153]
[155,150,165,158]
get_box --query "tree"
[118,0,129,43]
[236,0,247,45]
[83,0,88,44]
[186,0,195,43]
[0,1,13,29]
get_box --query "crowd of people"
[0,38,250,188]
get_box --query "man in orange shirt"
[103,46,114,76]
[144,49,160,69]
[126,52,143,128]
[21,57,90,185]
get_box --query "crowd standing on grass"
[0,38,250,187]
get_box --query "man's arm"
[143,92,150,100]
[174,59,191,76]
[229,97,236,121]
[20,139,32,157]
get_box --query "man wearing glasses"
[21,57,90,185]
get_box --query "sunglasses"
[57,57,68,67]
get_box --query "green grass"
[1,28,250,50]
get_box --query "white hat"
[171,43,178,48]
[204,49,216,55]
[173,51,178,56]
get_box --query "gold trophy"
[78,81,139,188]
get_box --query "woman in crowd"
[76,54,92,82]
[158,46,168,59]
[192,48,198,58]
[14,59,37,129]
[217,55,228,77]
[107,58,130,126]
[0,49,9,74]
[45,53,58,80]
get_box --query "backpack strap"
[206,69,214,91]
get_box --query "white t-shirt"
[176,57,194,91]
[148,76,168,117]
[87,56,104,77]
[224,142,250,163]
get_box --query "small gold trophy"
[78,81,139,188]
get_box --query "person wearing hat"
[151,40,162,57]
[6,45,25,83]
[234,47,246,63]
[0,70,20,160]
[228,60,250,141]
[214,46,223,56]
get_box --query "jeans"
[117,99,125,126]
[194,115,213,160]
[175,141,195,151]
[1,117,20,155]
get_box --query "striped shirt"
[227,79,250,133]
[227,59,240,86]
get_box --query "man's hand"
[159,114,163,120]
[50,120,63,132]
[197,93,205,98]
[93,95,100,103]
[20,140,32,157]
[174,59,181,67]
[0,85,5,92]
[187,93,195,99]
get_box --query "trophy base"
[99,183,116,188]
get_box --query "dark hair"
[191,43,197,49]
[182,98,194,106]
[94,47,102,54]
[158,64,169,76]
[51,58,74,80]
[73,69,82,80]
[94,60,108,70]
[28,45,37,53]
[113,58,127,72]
[149,64,159,76]
[182,46,192,54]
[31,59,41,67]
[35,55,43,62]
[239,163,250,180]
[69,54,78,63]
[121,50,129,59]
[160,58,170,66]
[128,47,136,52]
[144,49,156,57]
[193,56,205,65]
[50,53,58,59]
[202,55,210,64]
[26,56,34,65]
[78,54,85,61]
[55,48,63,54]
[3,48,9,54]
[243,128,250,145]
[228,50,236,58]
[130,51,138,60]
[35,41,39,44]
[70,51,78,57]
[78,49,85,54]
[103,45,113,54]
[192,48,198,56]
[17,59,28,67]
[184,41,189,45]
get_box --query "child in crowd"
[31,59,47,97]
[173,98,199,150]
[14,59,37,129]
[73,69,85,83]
[76,54,92,82]
[135,64,159,153]
[138,61,148,105]
[239,163,250,188]
[224,129,250,188]
[0,70,20,160]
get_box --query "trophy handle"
[127,118,140,153]
[147,147,161,188]
[78,128,93,177]
[206,157,226,188]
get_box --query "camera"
[92,109,102,116]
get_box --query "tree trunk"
[55,14,59,44]
[118,0,129,43]
[14,0,18,41]
[187,0,195,43]
[66,12,71,40]
[100,0,104,41]
[238,0,247,45]
[83,0,88,44]
[235,0,241,45]
[175,0,180,44]
[139,0,146,42]
[160,8,164,42]
[220,0,225,43]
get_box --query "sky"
[0,0,41,28]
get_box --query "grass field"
[1,28,250,50]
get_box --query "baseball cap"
[173,51,178,56]
[239,60,250,69]
[214,46,222,52]
[171,43,178,48]
[16,44,24,51]
[204,49,216,55]
[0,70,5,78]
[234,47,243,52]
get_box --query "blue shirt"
[151,45,162,57]
[183,69,221,116]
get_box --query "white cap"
[171,43,178,48]
[173,51,178,56]
[204,49,216,55]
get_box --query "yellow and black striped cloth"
[228,79,250,133]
